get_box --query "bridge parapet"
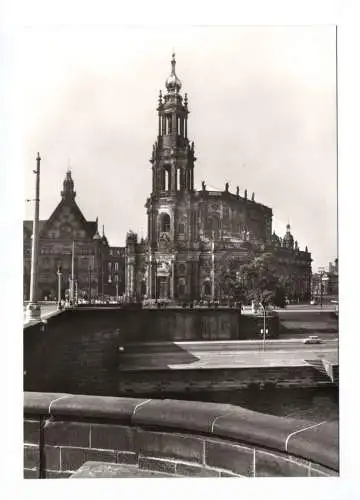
[24,392,338,478]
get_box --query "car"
[310,300,317,305]
[303,336,322,344]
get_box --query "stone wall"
[24,392,338,479]
[24,308,279,396]
[117,367,333,397]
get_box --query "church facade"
[124,55,312,303]
[23,171,125,302]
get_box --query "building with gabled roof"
[23,171,125,302]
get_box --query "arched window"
[205,214,220,238]
[160,213,171,233]
[204,281,211,296]
[176,168,181,191]
[166,115,172,134]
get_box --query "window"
[108,262,112,272]
[204,281,211,296]
[178,263,186,274]
[115,262,119,272]
[178,223,185,234]
[205,214,220,238]
[108,274,112,283]
[160,213,171,233]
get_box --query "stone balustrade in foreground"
[24,392,338,478]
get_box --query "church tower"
[150,53,196,199]
[144,54,197,300]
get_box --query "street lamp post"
[70,240,75,304]
[74,279,78,305]
[25,153,42,322]
[115,274,119,302]
[57,265,62,310]
[259,302,268,351]
[88,265,92,304]
[211,233,215,303]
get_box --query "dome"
[165,53,182,93]
[283,223,294,249]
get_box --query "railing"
[24,392,338,478]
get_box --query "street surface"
[119,339,338,371]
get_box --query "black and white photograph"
[19,23,341,481]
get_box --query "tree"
[234,253,289,308]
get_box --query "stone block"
[24,419,40,445]
[132,399,234,434]
[24,468,38,479]
[24,392,69,416]
[43,445,61,471]
[309,463,338,477]
[137,429,204,463]
[139,456,176,475]
[44,420,90,448]
[255,450,309,477]
[205,440,253,476]
[286,421,339,472]
[50,394,147,423]
[61,447,116,473]
[90,423,135,451]
[24,445,39,470]
[212,406,316,454]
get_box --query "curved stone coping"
[24,392,338,472]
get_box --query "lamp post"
[88,265,92,304]
[211,233,215,303]
[259,302,268,351]
[74,278,78,305]
[25,153,42,322]
[57,265,62,310]
[70,240,75,304]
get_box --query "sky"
[23,26,337,271]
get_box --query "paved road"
[119,339,338,371]
[123,339,337,353]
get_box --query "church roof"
[23,217,98,238]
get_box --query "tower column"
[170,158,176,192]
